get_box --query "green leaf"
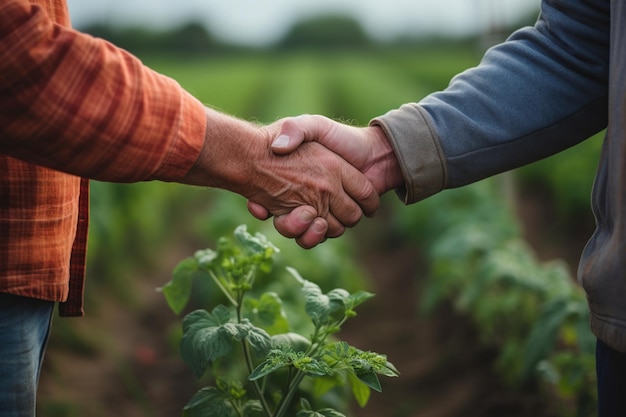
[194,248,219,268]
[180,308,235,378]
[216,378,246,400]
[249,348,292,380]
[323,342,399,390]
[355,370,382,392]
[182,387,234,417]
[271,333,311,353]
[244,292,289,335]
[292,354,331,376]
[346,291,375,311]
[311,374,343,398]
[300,398,313,411]
[378,360,401,378]
[347,371,371,407]
[160,257,198,315]
[288,267,330,326]
[181,309,271,378]
[242,400,265,417]
[234,224,279,257]
[249,345,330,380]
[522,297,571,382]
[327,289,349,321]
[239,319,272,357]
[296,403,347,417]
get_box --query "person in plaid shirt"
[0,1,379,415]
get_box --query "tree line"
[80,12,537,56]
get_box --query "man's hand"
[247,114,404,247]
[183,110,380,248]
[270,115,402,194]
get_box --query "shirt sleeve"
[372,0,610,204]
[0,0,207,183]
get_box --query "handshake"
[183,113,404,249]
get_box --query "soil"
[36,187,594,417]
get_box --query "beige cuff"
[370,103,447,204]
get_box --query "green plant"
[160,225,398,417]
[390,179,597,415]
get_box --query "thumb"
[271,117,307,154]
[271,115,330,155]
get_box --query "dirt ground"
[37,189,593,417]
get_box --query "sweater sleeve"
[0,0,207,183]
[372,0,610,204]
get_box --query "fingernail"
[298,208,316,223]
[272,134,290,149]
[312,220,326,234]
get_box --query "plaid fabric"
[0,0,207,316]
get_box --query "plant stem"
[274,370,306,417]
[272,323,339,417]
[242,340,272,417]
[229,400,244,417]
[208,270,238,307]
[235,292,272,417]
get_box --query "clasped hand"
[248,114,403,248]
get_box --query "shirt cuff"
[370,103,447,204]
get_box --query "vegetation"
[42,13,602,417]
[160,225,398,417]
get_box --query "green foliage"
[77,45,599,417]
[391,179,597,414]
[161,226,398,417]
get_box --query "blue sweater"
[373,0,626,351]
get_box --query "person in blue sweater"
[249,1,625,415]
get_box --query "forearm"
[183,110,274,192]
[375,0,610,203]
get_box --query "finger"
[247,201,272,220]
[342,168,380,218]
[295,218,329,249]
[272,206,318,239]
[328,163,379,225]
[324,212,346,238]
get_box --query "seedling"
[160,225,398,417]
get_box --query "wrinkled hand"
[183,111,380,249]
[247,115,403,247]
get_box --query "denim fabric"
[0,293,54,417]
[597,338,626,417]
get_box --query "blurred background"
[38,1,602,416]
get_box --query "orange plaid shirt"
[0,0,207,316]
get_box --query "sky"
[66,0,541,47]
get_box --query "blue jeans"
[0,293,54,417]
[597,338,626,417]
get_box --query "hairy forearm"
[183,109,273,191]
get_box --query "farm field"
[37,45,602,417]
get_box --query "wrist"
[183,109,268,192]
[366,125,404,195]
